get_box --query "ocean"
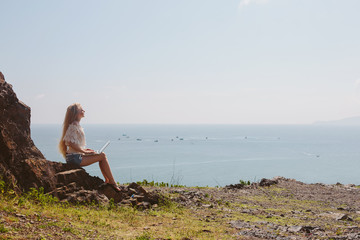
[31,124,360,187]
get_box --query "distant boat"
[136,138,142,141]
[154,140,159,142]
[179,138,184,141]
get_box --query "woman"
[59,103,121,192]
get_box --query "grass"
[1,178,358,239]
[134,179,186,188]
[0,179,236,239]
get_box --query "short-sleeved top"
[63,121,86,148]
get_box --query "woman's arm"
[67,142,94,154]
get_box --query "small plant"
[0,178,15,196]
[107,198,116,210]
[0,223,9,233]
[239,180,251,185]
[62,226,75,234]
[136,231,152,240]
[134,179,186,188]
[24,187,59,205]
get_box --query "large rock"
[0,72,161,207]
[0,72,103,193]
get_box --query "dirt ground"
[2,177,360,239]
[154,177,360,239]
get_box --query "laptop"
[95,140,111,154]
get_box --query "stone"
[335,213,353,221]
[288,226,315,233]
[202,204,213,208]
[229,220,252,229]
[128,182,147,194]
[64,190,109,205]
[143,201,151,209]
[225,183,246,189]
[133,195,144,201]
[98,184,125,203]
[259,178,278,187]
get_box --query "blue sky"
[1,0,360,124]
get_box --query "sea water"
[31,124,360,187]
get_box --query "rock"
[225,183,246,189]
[0,72,163,207]
[133,195,144,201]
[50,182,80,200]
[128,182,147,195]
[55,168,102,189]
[98,184,125,203]
[259,178,278,187]
[229,220,252,229]
[335,213,353,221]
[288,225,316,233]
[64,190,109,205]
[0,72,103,193]
[202,204,213,208]
[120,199,131,205]
[143,201,151,209]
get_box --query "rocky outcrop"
[0,72,160,207]
[0,72,46,192]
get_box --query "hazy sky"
[1,0,360,124]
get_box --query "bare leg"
[99,161,110,183]
[80,153,120,190]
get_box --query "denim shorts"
[65,153,83,165]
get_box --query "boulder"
[259,178,278,187]
[0,72,104,194]
[64,190,109,205]
[98,184,126,203]
[0,72,161,207]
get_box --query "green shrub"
[135,179,185,188]
[24,187,59,205]
[239,180,251,185]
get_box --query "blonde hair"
[58,103,82,158]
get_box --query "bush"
[0,177,15,196]
[23,187,59,205]
[239,180,251,186]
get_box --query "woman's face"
[77,106,85,120]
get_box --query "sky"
[1,0,360,124]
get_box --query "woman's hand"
[84,148,96,154]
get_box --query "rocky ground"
[1,177,360,239]
[153,177,360,239]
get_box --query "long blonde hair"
[59,103,82,158]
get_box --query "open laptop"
[95,140,110,154]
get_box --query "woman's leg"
[98,161,109,183]
[80,153,119,189]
